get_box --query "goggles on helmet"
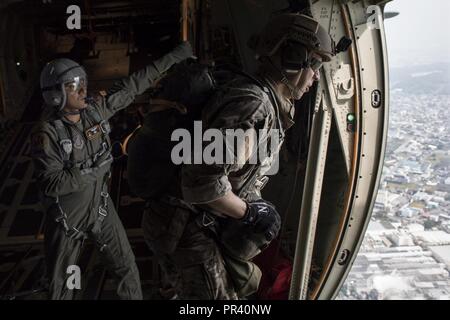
[64,76,87,94]
[309,56,323,71]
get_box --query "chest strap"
[50,170,111,241]
[53,119,72,166]
[52,106,112,169]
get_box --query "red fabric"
[253,240,293,300]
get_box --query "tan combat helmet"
[249,13,335,65]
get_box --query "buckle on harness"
[66,226,81,238]
[99,206,108,217]
[55,214,65,223]
[99,120,111,134]
[255,176,269,190]
[202,212,215,227]
[93,142,109,163]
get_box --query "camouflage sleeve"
[181,94,270,204]
[30,126,87,198]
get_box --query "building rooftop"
[428,245,450,268]
[411,231,450,245]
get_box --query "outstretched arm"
[97,42,194,119]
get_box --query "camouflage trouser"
[142,197,238,300]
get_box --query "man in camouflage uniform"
[31,42,193,300]
[138,13,335,299]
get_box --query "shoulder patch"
[30,131,50,156]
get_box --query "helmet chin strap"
[280,72,303,100]
[267,57,303,100]
[59,109,81,116]
[59,103,81,117]
[58,97,91,117]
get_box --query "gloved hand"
[153,41,195,74]
[240,199,281,242]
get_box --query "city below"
[339,89,450,300]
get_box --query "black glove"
[153,41,195,74]
[240,199,281,242]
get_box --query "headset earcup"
[281,43,309,70]
[42,90,63,107]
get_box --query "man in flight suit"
[31,42,193,299]
[139,13,336,299]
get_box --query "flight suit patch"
[85,124,102,140]
[60,139,73,155]
[30,132,49,155]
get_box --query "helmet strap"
[59,109,81,116]
[58,83,67,112]
[266,57,303,100]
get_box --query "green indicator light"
[347,114,355,122]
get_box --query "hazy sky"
[384,0,450,67]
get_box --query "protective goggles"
[64,76,87,94]
[309,56,323,71]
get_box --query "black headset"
[280,41,310,71]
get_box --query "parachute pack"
[126,62,221,199]
[125,61,274,200]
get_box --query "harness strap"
[232,71,284,199]
[52,195,87,240]
[50,104,113,239]
[53,119,72,167]
[96,172,111,225]
[85,105,112,148]
[187,70,285,230]
[53,106,113,170]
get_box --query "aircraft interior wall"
[0,9,40,122]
